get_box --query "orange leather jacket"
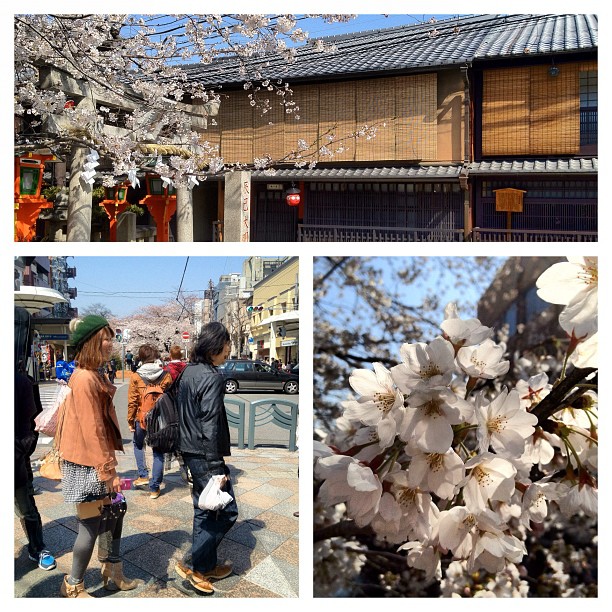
[56,368,123,482]
[127,371,172,429]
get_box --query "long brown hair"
[75,327,113,370]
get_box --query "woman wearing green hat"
[55,315,138,597]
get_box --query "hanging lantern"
[285,185,301,206]
[99,182,131,241]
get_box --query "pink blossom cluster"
[315,258,598,586]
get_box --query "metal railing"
[298,224,465,242]
[297,223,597,242]
[471,227,598,242]
[247,399,298,451]
[224,398,246,449]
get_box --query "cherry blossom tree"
[314,256,598,597]
[111,296,198,355]
[14,13,376,187]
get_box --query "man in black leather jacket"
[174,322,237,594]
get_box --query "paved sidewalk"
[15,441,299,598]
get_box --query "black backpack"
[144,368,186,453]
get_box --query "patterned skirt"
[61,459,108,503]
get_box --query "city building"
[248,257,299,364]
[477,256,565,357]
[14,256,78,378]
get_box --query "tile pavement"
[15,443,299,598]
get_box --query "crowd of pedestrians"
[15,314,238,597]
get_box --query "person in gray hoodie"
[127,345,172,498]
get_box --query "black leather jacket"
[176,363,230,462]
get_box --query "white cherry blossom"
[398,541,441,580]
[406,446,465,499]
[515,373,551,409]
[342,362,405,447]
[315,454,382,527]
[536,256,598,342]
[570,331,598,368]
[441,302,493,349]
[457,338,510,379]
[462,453,517,513]
[469,530,526,573]
[400,388,472,453]
[380,470,438,542]
[556,481,597,518]
[391,336,455,393]
[475,389,538,455]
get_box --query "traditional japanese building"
[186,14,597,242]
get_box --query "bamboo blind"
[482,61,591,156]
[395,74,438,161]
[221,94,253,163]
[284,84,319,162]
[355,78,395,161]
[217,72,440,164]
[319,81,357,163]
[531,65,579,154]
[482,67,530,156]
[253,93,285,161]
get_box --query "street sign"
[182,331,190,340]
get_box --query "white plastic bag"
[35,380,70,437]
[197,474,233,511]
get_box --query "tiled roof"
[183,14,597,86]
[247,165,462,181]
[468,158,598,174]
[207,158,597,181]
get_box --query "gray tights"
[68,503,124,584]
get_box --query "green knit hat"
[70,315,111,349]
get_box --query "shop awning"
[14,286,67,314]
[259,310,300,326]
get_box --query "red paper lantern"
[285,187,301,206]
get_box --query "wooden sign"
[494,188,526,213]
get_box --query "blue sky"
[70,256,248,317]
[120,14,463,61]
[315,256,508,355]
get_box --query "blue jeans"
[182,455,238,573]
[133,421,165,491]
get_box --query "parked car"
[218,359,299,394]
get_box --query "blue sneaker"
[29,550,57,571]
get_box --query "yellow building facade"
[248,257,299,365]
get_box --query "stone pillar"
[116,211,137,242]
[66,144,93,242]
[175,184,194,242]
[223,171,251,242]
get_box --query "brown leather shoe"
[200,563,233,580]
[189,570,215,594]
[175,561,192,581]
[132,477,149,487]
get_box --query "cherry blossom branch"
[313,519,374,542]
[531,367,597,425]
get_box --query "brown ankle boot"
[100,561,139,591]
[60,575,93,598]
